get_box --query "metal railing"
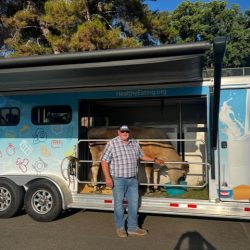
[203,67,250,78]
[76,138,209,189]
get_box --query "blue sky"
[145,0,249,12]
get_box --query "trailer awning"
[0,41,210,93]
[0,38,226,151]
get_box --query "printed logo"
[20,124,29,133]
[19,140,33,156]
[52,125,63,135]
[51,140,63,148]
[5,131,16,138]
[16,158,29,173]
[40,144,51,157]
[33,128,47,144]
[32,157,48,174]
[6,143,15,156]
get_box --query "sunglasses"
[120,131,130,133]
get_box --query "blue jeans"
[112,176,139,231]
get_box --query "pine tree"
[1,0,249,67]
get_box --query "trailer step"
[67,194,250,220]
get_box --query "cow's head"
[180,161,189,181]
[167,161,189,185]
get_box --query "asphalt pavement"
[1,209,250,250]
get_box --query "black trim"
[0,41,211,93]
[0,54,205,93]
[0,41,210,69]
[0,107,20,126]
[211,37,227,149]
[31,105,72,125]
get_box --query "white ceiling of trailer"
[0,42,210,93]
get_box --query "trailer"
[1,37,250,222]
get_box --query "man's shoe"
[127,228,147,236]
[117,228,127,238]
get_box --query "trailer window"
[0,107,20,126]
[32,105,72,125]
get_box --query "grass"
[141,185,209,200]
[79,183,209,200]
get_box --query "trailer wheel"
[24,180,62,222]
[0,179,25,218]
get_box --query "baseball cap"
[119,125,130,132]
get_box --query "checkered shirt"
[101,136,144,178]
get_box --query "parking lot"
[1,209,250,250]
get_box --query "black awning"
[0,38,227,151]
[0,54,204,92]
[0,41,210,93]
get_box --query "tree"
[171,1,250,67]
[1,0,173,56]
[0,0,249,67]
[42,0,141,52]
[1,1,50,56]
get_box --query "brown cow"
[87,127,189,192]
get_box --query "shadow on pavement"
[173,231,217,250]
[138,213,147,228]
[58,208,84,220]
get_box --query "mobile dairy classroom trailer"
[1,37,250,222]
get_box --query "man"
[101,125,164,238]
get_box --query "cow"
[87,127,189,192]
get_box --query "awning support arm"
[211,36,227,149]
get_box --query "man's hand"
[101,160,113,188]
[105,176,113,188]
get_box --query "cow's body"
[88,127,188,192]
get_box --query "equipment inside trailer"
[77,96,209,199]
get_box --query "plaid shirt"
[101,136,144,178]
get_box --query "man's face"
[118,130,130,141]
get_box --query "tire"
[24,180,62,222]
[0,178,25,218]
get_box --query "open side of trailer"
[1,37,250,222]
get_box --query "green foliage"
[171,1,250,67]
[148,11,177,43]
[43,0,86,35]
[2,4,51,56]
[6,38,52,57]
[0,0,249,67]
[70,17,139,51]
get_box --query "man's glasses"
[120,131,130,133]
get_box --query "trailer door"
[217,87,250,201]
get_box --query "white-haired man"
[101,125,164,238]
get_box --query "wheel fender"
[3,175,73,210]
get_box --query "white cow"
[88,127,189,192]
